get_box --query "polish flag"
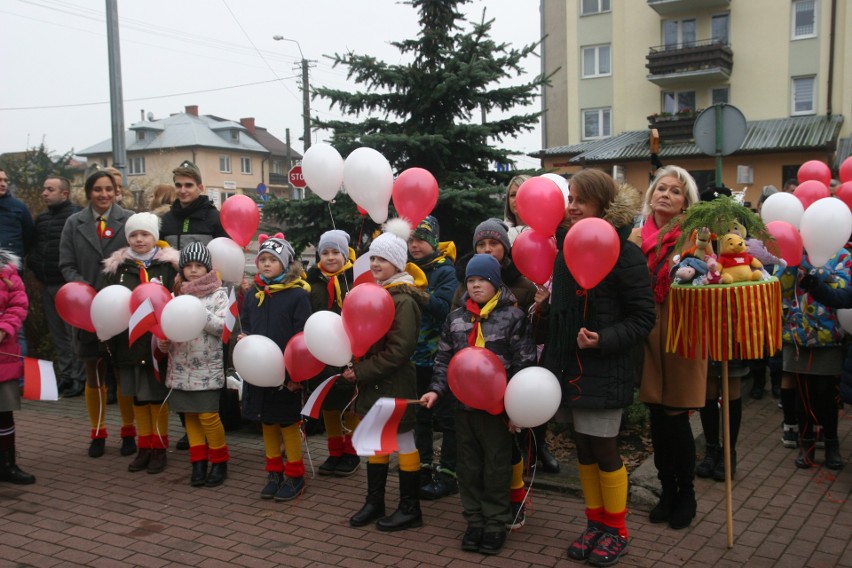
[352,397,408,456]
[23,358,58,401]
[152,335,168,382]
[222,288,238,344]
[300,374,340,419]
[128,298,157,346]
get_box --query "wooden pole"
[721,360,734,548]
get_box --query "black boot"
[420,468,458,500]
[695,444,720,478]
[669,413,697,530]
[534,424,560,473]
[824,438,843,470]
[713,448,736,482]
[190,460,208,487]
[795,438,816,469]
[649,475,677,524]
[376,469,423,532]
[649,408,676,523]
[0,448,36,485]
[206,462,228,487]
[350,463,388,527]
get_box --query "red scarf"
[641,215,681,304]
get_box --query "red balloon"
[793,179,830,210]
[55,282,97,332]
[357,205,368,216]
[766,221,804,268]
[563,218,620,290]
[284,332,326,382]
[341,283,395,358]
[840,157,852,184]
[797,160,832,186]
[220,194,260,247]
[392,168,439,226]
[512,230,557,285]
[835,182,852,213]
[515,177,565,237]
[130,283,172,340]
[447,347,507,415]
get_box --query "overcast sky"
[0,0,543,170]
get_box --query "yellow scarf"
[383,262,428,290]
[254,277,311,306]
[465,291,501,347]
[320,259,353,310]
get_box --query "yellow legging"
[368,450,420,472]
[184,412,226,449]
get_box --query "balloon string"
[567,292,588,401]
[357,215,366,255]
[327,202,336,230]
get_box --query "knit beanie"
[124,212,160,241]
[317,229,350,257]
[369,232,409,272]
[465,253,503,288]
[256,236,295,269]
[179,241,212,271]
[412,215,440,250]
[473,218,511,256]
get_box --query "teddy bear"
[717,232,763,284]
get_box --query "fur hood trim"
[102,243,180,275]
[0,250,21,272]
[602,184,642,230]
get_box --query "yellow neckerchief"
[383,262,428,290]
[320,258,353,310]
[466,291,501,347]
[419,241,458,268]
[254,276,311,306]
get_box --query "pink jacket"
[0,251,27,382]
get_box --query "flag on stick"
[128,298,157,346]
[222,288,238,344]
[300,374,339,419]
[352,397,409,456]
[23,358,58,401]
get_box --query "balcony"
[647,111,698,142]
[647,0,730,16]
[269,172,289,186]
[647,39,733,87]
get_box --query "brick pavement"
[0,390,849,567]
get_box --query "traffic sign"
[289,165,306,189]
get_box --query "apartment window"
[128,156,145,175]
[272,159,282,174]
[581,0,610,15]
[711,87,730,105]
[292,187,304,201]
[240,157,252,174]
[230,130,239,142]
[663,19,696,50]
[582,45,611,78]
[792,0,816,39]
[219,156,231,173]
[711,14,729,45]
[135,130,146,142]
[662,90,696,114]
[582,108,611,140]
[221,190,237,202]
[791,76,816,115]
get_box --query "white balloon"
[352,253,371,283]
[343,147,393,224]
[837,309,852,335]
[90,285,132,341]
[207,237,246,283]
[233,335,285,387]
[540,173,570,207]
[302,143,344,201]
[160,295,208,342]
[800,197,852,267]
[503,366,562,428]
[761,192,805,228]
[303,311,353,367]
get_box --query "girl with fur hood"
[102,213,179,474]
[0,250,34,485]
[543,169,655,566]
[158,242,230,487]
[343,220,429,532]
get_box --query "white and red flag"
[300,374,340,419]
[23,358,58,401]
[352,397,409,456]
[221,288,238,344]
[128,298,157,346]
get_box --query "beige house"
[539,0,851,207]
[79,105,301,209]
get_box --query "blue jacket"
[411,251,456,367]
[0,192,35,260]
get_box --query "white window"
[272,160,282,174]
[128,156,145,175]
[663,19,696,50]
[582,44,611,78]
[581,0,610,15]
[582,108,611,140]
[792,0,816,39]
[711,14,729,45]
[792,76,816,115]
[711,87,730,105]
[219,156,231,173]
[240,157,252,174]
[292,187,304,201]
[662,90,696,114]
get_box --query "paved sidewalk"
[1,391,849,567]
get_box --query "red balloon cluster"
[563,218,620,289]
[447,347,507,415]
[55,282,96,332]
[512,230,557,285]
[793,180,830,210]
[220,194,260,247]
[840,157,852,184]
[765,221,803,268]
[341,283,395,358]
[797,160,832,186]
[835,182,852,213]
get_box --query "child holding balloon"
[239,234,312,501]
[157,242,230,487]
[421,253,536,556]
[102,212,179,474]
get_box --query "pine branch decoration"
[658,196,772,252]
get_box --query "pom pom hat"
[368,218,411,272]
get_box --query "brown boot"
[128,448,151,472]
[147,449,167,474]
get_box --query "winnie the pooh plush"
[717,232,763,284]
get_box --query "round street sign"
[288,165,307,189]
[693,104,747,157]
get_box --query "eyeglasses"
[174,182,196,189]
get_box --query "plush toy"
[746,238,787,271]
[672,256,710,285]
[717,233,763,284]
[681,227,716,259]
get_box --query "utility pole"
[273,36,313,152]
[105,0,126,183]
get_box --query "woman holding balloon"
[543,169,654,566]
[627,165,704,530]
[58,171,138,458]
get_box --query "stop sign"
[288,165,306,188]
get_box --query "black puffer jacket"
[29,200,80,284]
[160,196,227,250]
[541,187,655,410]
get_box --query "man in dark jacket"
[29,177,85,397]
[0,169,35,261]
[160,161,227,250]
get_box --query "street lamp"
[273,35,312,151]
